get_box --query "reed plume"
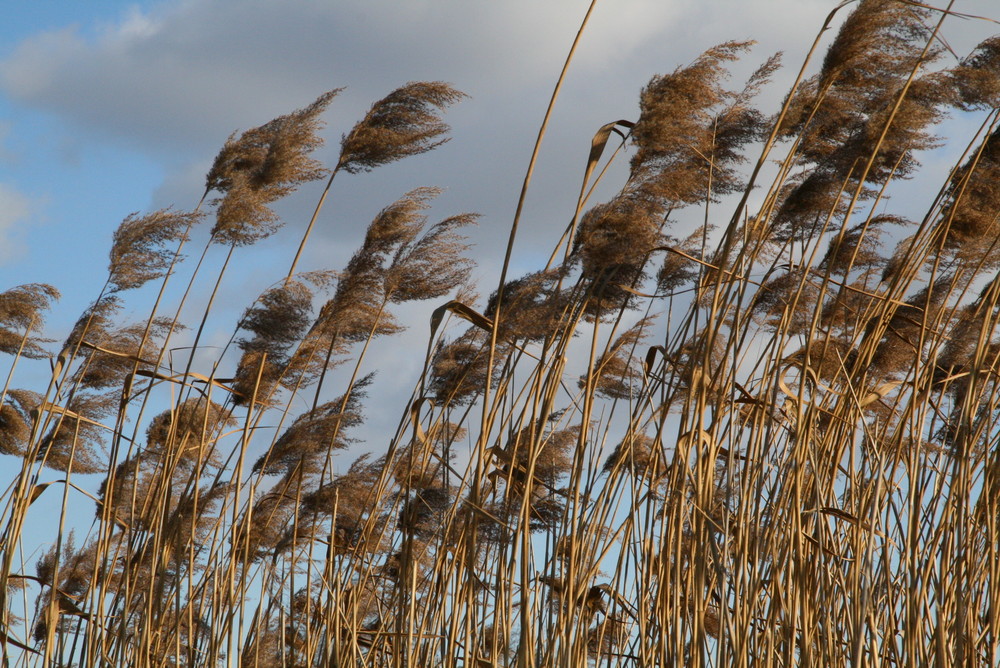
[772,0,953,243]
[938,124,1000,264]
[950,36,1000,110]
[572,42,772,317]
[428,326,498,406]
[0,284,59,359]
[484,269,567,342]
[302,452,390,555]
[252,377,370,477]
[582,315,655,400]
[231,278,317,404]
[145,397,234,463]
[0,389,41,458]
[631,41,770,206]
[286,188,473,390]
[338,82,465,174]
[207,89,340,245]
[107,209,200,293]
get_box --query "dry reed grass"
[2,1,1000,665]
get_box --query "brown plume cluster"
[207,89,340,245]
[0,284,59,359]
[338,82,466,173]
[572,41,773,317]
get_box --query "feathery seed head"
[146,398,234,462]
[38,391,115,473]
[231,349,286,407]
[870,276,952,375]
[108,209,200,292]
[582,315,656,400]
[951,36,1000,110]
[206,89,339,195]
[338,82,466,173]
[656,230,704,294]
[603,431,666,479]
[939,126,1000,265]
[238,280,315,357]
[252,378,370,476]
[384,213,477,303]
[630,42,762,208]
[363,187,440,255]
[76,317,174,390]
[485,269,568,342]
[0,389,41,457]
[428,327,499,406]
[0,283,59,359]
[820,0,932,92]
[819,218,894,275]
[571,190,664,318]
[302,453,387,554]
[207,89,340,245]
[750,269,819,335]
[232,279,317,405]
[63,295,121,354]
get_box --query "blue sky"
[0,1,163,291]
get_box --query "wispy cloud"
[1,0,993,297]
[0,0,676,154]
[0,182,32,265]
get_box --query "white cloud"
[0,0,832,155]
[0,1,623,153]
[1,0,995,282]
[0,120,13,161]
[0,182,32,265]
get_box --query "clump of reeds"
[3,2,1000,666]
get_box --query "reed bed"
[2,1,1000,665]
